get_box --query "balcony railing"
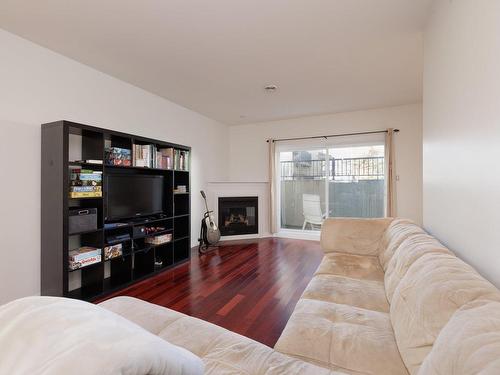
[280,157,384,180]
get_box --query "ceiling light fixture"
[264,84,278,92]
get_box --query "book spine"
[72,173,103,181]
[70,180,102,187]
[69,249,102,262]
[70,186,102,192]
[69,168,99,174]
[69,191,103,198]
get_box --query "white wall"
[423,1,500,286]
[228,104,423,225]
[0,30,229,304]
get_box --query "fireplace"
[218,196,258,236]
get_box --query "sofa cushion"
[419,299,500,374]
[384,233,451,303]
[320,218,393,256]
[0,296,203,375]
[100,295,184,335]
[302,274,389,313]
[275,299,409,375]
[315,252,384,282]
[378,219,424,271]
[390,253,500,374]
[100,297,344,375]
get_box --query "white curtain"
[268,139,277,233]
[385,129,396,217]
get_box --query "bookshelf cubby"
[41,120,191,301]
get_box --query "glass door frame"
[275,140,330,237]
[274,134,386,238]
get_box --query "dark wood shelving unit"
[41,120,191,301]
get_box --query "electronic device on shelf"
[106,233,130,244]
[144,226,166,234]
[133,226,146,237]
[133,225,168,238]
[104,222,128,229]
[126,214,165,225]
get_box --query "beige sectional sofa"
[275,218,500,374]
[99,218,500,374]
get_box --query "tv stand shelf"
[41,121,191,301]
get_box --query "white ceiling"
[0,0,432,125]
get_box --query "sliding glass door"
[280,149,327,230]
[278,137,385,231]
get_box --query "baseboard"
[219,232,272,241]
[274,229,320,241]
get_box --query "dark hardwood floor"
[98,237,323,347]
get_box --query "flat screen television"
[106,174,164,220]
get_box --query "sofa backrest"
[384,233,451,303]
[389,251,500,374]
[418,299,500,374]
[377,218,424,271]
[320,218,393,256]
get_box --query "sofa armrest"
[320,218,393,255]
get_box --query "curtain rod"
[266,129,399,143]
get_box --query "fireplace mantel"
[207,181,270,240]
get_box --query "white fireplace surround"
[207,182,271,240]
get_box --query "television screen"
[106,174,164,220]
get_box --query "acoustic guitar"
[199,190,221,252]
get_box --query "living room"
[0,1,499,374]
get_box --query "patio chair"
[302,194,326,230]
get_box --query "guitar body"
[202,213,221,245]
[199,191,221,253]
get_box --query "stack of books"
[174,149,190,171]
[69,247,102,270]
[173,185,187,194]
[69,167,102,198]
